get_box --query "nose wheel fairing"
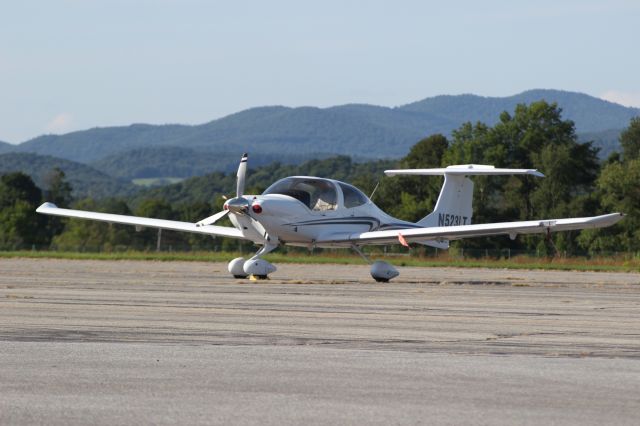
[243,258,277,278]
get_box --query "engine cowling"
[370,261,399,282]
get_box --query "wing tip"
[36,202,58,212]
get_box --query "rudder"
[418,174,473,227]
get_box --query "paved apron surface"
[1,258,639,425]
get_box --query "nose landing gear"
[227,241,279,280]
[243,258,276,279]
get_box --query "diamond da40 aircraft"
[37,153,623,281]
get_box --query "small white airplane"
[37,153,623,281]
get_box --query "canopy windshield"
[338,182,369,208]
[263,177,337,211]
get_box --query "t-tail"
[385,164,544,247]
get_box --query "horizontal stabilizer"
[385,164,544,177]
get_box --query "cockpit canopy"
[263,177,369,211]
[338,182,369,208]
[263,177,337,211]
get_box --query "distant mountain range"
[0,141,13,154]
[90,147,332,180]
[399,90,638,133]
[0,153,136,199]
[2,89,638,181]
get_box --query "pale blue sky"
[1,0,638,143]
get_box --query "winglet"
[36,202,58,213]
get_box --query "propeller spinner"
[195,153,249,227]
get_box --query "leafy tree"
[0,172,42,209]
[0,172,47,249]
[176,201,222,251]
[134,199,186,250]
[620,117,640,161]
[43,168,73,208]
[578,159,640,252]
[375,134,448,221]
[0,200,42,249]
[579,118,640,253]
[443,122,501,228]
[42,168,74,239]
[136,198,175,220]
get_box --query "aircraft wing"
[36,203,246,239]
[316,213,624,246]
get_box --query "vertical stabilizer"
[418,174,473,227]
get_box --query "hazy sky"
[1,0,638,143]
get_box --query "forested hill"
[0,141,13,154]
[133,156,396,206]
[577,129,623,159]
[14,107,428,163]
[90,146,333,180]
[0,153,137,199]
[399,90,638,133]
[9,90,639,168]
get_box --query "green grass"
[1,250,638,273]
[131,177,185,187]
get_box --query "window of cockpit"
[263,178,337,211]
[338,182,368,208]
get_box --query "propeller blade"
[236,152,248,197]
[195,210,229,227]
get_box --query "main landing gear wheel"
[228,257,248,278]
[351,245,400,282]
[370,260,399,282]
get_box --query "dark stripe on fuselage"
[286,216,380,231]
[285,217,423,232]
[378,223,423,230]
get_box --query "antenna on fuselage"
[368,180,381,201]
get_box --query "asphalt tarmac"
[1,258,639,425]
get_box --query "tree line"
[1,101,638,255]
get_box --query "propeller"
[236,152,247,197]
[195,153,249,227]
[195,209,229,227]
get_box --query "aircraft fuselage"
[228,176,418,248]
